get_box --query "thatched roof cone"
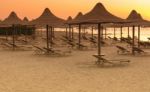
[74,12,83,20]
[1,11,23,25]
[70,3,125,24]
[126,10,150,26]
[30,8,65,27]
[127,10,144,22]
[67,16,73,21]
[22,17,29,25]
[23,17,29,22]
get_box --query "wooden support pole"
[114,27,116,38]
[132,25,135,55]
[128,27,130,38]
[46,25,49,51]
[138,25,140,48]
[78,24,81,49]
[120,26,123,42]
[98,23,102,62]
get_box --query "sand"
[0,31,150,92]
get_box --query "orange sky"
[0,0,150,20]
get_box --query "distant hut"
[30,8,65,27]
[1,11,23,26]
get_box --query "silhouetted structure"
[30,8,65,27]
[1,11,23,25]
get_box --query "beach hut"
[68,2,126,64]
[1,11,23,26]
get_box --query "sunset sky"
[0,0,150,20]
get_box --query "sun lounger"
[82,35,89,40]
[43,47,71,56]
[116,45,130,54]
[113,37,119,41]
[133,47,146,54]
[67,41,76,47]
[93,54,130,65]
[76,43,88,50]
[32,45,47,54]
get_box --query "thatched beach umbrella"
[74,12,83,21]
[68,2,126,63]
[30,8,65,27]
[66,16,73,39]
[23,17,29,25]
[68,12,84,40]
[30,8,65,49]
[0,12,24,50]
[1,11,23,26]
[126,10,150,54]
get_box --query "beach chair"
[93,54,130,65]
[138,42,147,48]
[82,35,89,40]
[1,43,12,48]
[144,42,150,48]
[43,47,62,55]
[32,45,47,54]
[116,45,130,54]
[43,47,71,56]
[126,40,132,47]
[67,41,76,47]
[101,40,107,46]
[76,43,88,50]
[133,47,146,54]
[113,37,118,41]
[89,37,96,41]
[89,38,97,44]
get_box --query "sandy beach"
[1,1,150,92]
[0,38,150,92]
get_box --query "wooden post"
[78,24,81,49]
[101,26,103,40]
[68,24,71,40]
[128,27,130,38]
[138,25,140,48]
[12,25,15,51]
[132,25,135,55]
[98,23,102,62]
[114,27,116,38]
[65,27,68,38]
[71,26,74,40]
[105,27,107,39]
[25,25,27,43]
[52,27,55,38]
[92,26,94,39]
[5,28,8,41]
[46,25,49,52]
[50,26,53,48]
[120,26,123,42]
